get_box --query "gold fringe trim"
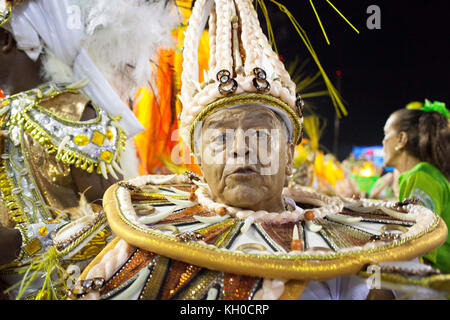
[0,162,28,225]
[6,100,126,175]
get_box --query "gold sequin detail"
[73,135,90,146]
[99,150,113,163]
[106,129,114,141]
[178,270,221,300]
[160,261,201,299]
[69,228,111,261]
[194,219,237,245]
[260,222,298,252]
[91,131,105,146]
[23,238,43,256]
[317,219,373,250]
[151,204,215,226]
[139,256,170,300]
[101,249,156,296]
[222,273,259,300]
[38,225,48,237]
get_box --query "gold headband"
[189,93,303,152]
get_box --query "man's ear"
[193,150,206,183]
[194,149,202,166]
[285,143,295,176]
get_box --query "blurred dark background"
[255,0,449,160]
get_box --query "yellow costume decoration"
[291,114,347,195]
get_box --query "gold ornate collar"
[100,173,446,281]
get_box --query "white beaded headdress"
[180,0,304,152]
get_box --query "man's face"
[198,105,294,212]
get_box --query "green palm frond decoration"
[287,57,328,99]
[255,0,354,118]
[3,247,68,300]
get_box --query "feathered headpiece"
[1,0,179,138]
[179,0,303,152]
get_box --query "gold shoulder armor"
[1,83,127,180]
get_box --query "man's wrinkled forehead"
[203,106,281,130]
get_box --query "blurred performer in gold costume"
[0,0,178,299]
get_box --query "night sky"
[256,0,450,160]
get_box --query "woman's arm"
[369,172,394,199]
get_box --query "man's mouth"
[230,166,258,175]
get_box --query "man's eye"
[214,134,227,143]
[256,130,268,139]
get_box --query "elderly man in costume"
[74,0,448,300]
[0,0,178,299]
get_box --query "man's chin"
[221,185,263,209]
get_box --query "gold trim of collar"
[102,183,447,281]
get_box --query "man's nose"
[231,129,250,158]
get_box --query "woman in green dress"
[382,100,450,272]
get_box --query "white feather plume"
[41,50,74,84]
[42,0,180,101]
